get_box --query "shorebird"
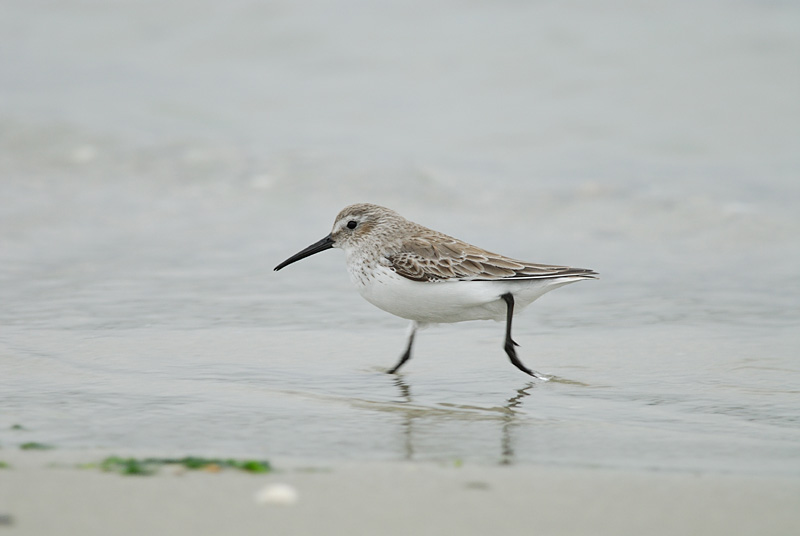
[274,203,596,378]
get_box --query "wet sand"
[2,1,799,535]
[2,450,799,536]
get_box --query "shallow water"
[1,0,799,476]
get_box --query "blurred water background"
[1,0,798,475]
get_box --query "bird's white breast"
[347,262,579,324]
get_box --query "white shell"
[254,483,299,505]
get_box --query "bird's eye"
[346,220,358,230]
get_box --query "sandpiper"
[274,203,596,378]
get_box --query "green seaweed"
[235,459,271,473]
[0,461,9,469]
[98,456,271,476]
[100,457,157,476]
[19,442,53,450]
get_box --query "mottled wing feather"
[387,234,597,282]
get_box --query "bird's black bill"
[274,234,335,271]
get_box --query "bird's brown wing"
[387,233,597,282]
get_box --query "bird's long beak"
[274,234,335,271]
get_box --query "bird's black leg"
[388,321,417,374]
[501,293,547,379]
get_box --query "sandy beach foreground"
[2,450,798,536]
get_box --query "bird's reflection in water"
[389,376,536,465]
[392,376,415,460]
[393,376,412,402]
[500,382,535,465]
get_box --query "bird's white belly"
[351,264,577,324]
